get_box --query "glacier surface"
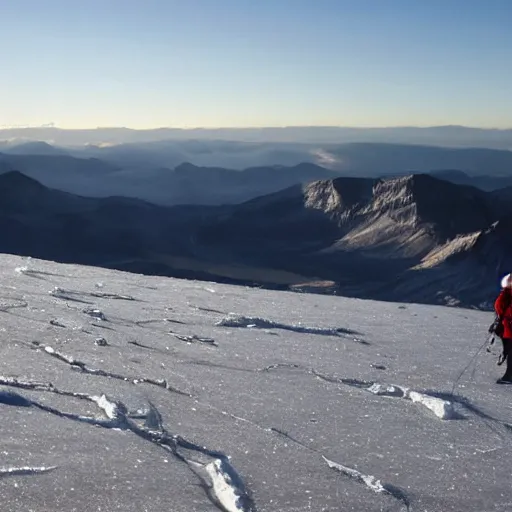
[0,254,511,511]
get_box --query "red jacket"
[495,288,512,339]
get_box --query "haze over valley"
[2,133,512,206]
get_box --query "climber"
[494,273,512,384]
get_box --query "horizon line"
[1,124,512,132]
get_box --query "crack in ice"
[322,456,411,511]
[170,332,218,347]
[40,344,191,396]
[0,380,255,512]
[216,314,365,341]
[193,396,408,511]
[0,466,58,478]
[263,363,458,420]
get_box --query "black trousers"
[501,338,512,377]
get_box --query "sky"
[1,0,511,129]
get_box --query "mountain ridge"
[2,142,512,207]
[0,170,509,308]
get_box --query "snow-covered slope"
[1,254,511,511]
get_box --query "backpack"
[490,289,512,339]
[489,315,505,339]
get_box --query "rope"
[450,335,492,395]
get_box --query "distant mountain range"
[0,152,338,205]
[1,141,512,206]
[2,125,512,148]
[2,170,511,308]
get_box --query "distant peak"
[174,162,199,171]
[293,162,325,170]
[4,141,66,156]
[0,170,45,189]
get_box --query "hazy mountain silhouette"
[430,169,512,191]
[3,141,68,156]
[71,140,512,176]
[492,185,512,201]
[1,170,510,307]
[0,153,338,205]
[0,153,118,195]
[75,139,316,170]
[2,125,512,148]
[1,141,512,206]
[324,143,512,176]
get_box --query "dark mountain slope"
[0,170,510,307]
[194,174,507,305]
[371,217,512,307]
[0,171,183,264]
[0,171,93,214]
[199,174,495,256]
[491,185,512,203]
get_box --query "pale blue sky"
[2,0,511,128]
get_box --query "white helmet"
[501,273,512,289]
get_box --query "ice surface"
[0,253,511,511]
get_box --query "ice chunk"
[204,458,254,512]
[90,394,119,420]
[408,391,456,420]
[367,383,407,398]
